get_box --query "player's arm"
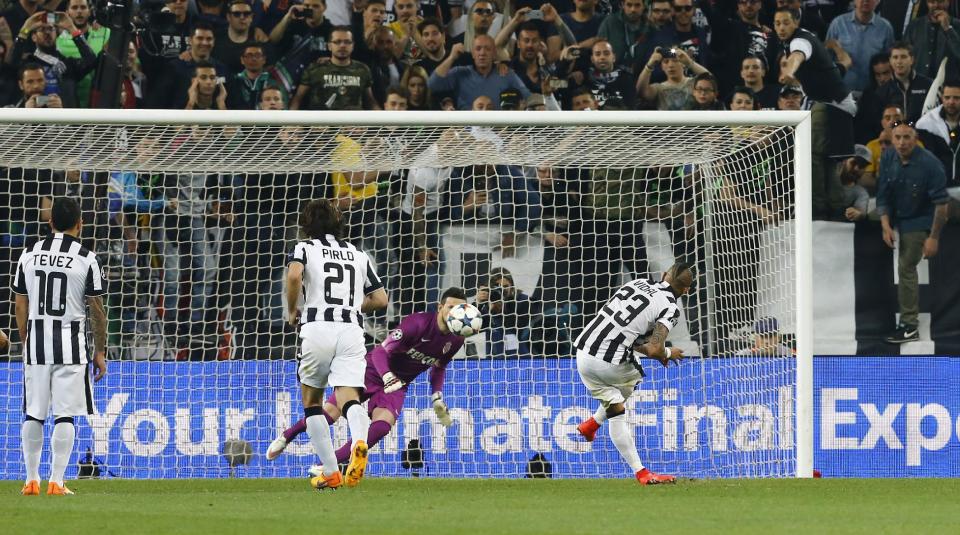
[429,363,453,426]
[87,295,108,381]
[286,261,304,326]
[361,287,388,313]
[15,294,28,344]
[0,329,8,351]
[636,323,684,367]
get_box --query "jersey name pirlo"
[12,233,105,365]
[288,234,383,326]
[575,279,681,367]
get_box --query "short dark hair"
[572,86,595,100]
[890,40,913,56]
[418,17,443,34]
[943,78,960,91]
[870,52,890,68]
[227,0,252,8]
[517,21,542,36]
[330,25,353,36]
[242,43,265,55]
[18,62,45,81]
[731,85,756,104]
[299,199,344,239]
[775,7,801,21]
[193,21,216,36]
[693,72,717,90]
[440,287,467,303]
[193,60,217,75]
[742,53,767,71]
[386,85,409,101]
[50,197,82,231]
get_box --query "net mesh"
[0,118,799,479]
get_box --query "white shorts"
[576,349,643,409]
[298,322,366,390]
[23,364,94,420]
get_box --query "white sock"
[608,414,645,473]
[344,403,371,447]
[50,420,76,485]
[593,406,608,424]
[21,420,43,483]
[305,414,338,477]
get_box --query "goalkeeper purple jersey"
[369,312,464,393]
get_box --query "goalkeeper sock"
[333,420,392,464]
[608,414,644,473]
[283,418,307,442]
[21,419,43,483]
[50,418,76,485]
[305,410,338,477]
[343,400,371,449]
[593,406,608,425]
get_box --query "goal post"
[0,109,812,479]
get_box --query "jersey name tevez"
[289,234,383,326]
[575,278,681,366]
[12,233,105,365]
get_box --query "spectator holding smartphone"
[10,10,96,107]
[4,61,62,107]
[637,45,709,110]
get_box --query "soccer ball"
[446,303,483,337]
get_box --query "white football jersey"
[288,234,383,326]
[575,279,681,365]
[12,233,105,365]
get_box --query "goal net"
[0,109,812,480]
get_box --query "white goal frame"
[0,108,813,478]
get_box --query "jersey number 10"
[36,270,68,317]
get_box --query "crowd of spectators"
[2,0,959,356]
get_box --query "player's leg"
[329,327,371,487]
[297,325,342,490]
[266,394,340,460]
[46,364,95,495]
[21,364,49,495]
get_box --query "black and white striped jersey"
[575,279,681,365]
[12,233,105,365]
[288,234,383,326]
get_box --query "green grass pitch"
[4,478,958,534]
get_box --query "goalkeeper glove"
[432,392,453,427]
[382,372,405,394]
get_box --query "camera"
[46,12,58,25]
[35,95,51,107]
[660,47,678,58]
[301,8,314,18]
[526,9,544,20]
[568,47,581,58]
[549,79,568,90]
[489,288,504,302]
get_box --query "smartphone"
[46,12,57,25]
[549,79,568,90]
[568,47,581,58]
[526,9,544,20]
[301,8,314,17]
[36,95,50,107]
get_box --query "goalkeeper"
[267,287,470,466]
